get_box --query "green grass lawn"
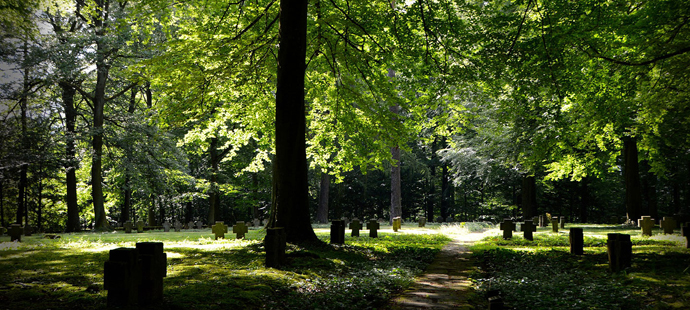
[0,224,450,310]
[471,224,690,310]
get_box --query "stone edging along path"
[387,231,489,309]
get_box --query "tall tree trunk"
[441,163,450,219]
[37,172,43,232]
[426,140,436,222]
[120,176,131,223]
[390,145,402,222]
[16,42,29,225]
[208,138,220,224]
[91,1,111,231]
[148,196,157,226]
[271,0,318,243]
[61,82,81,232]
[623,137,642,223]
[252,172,260,220]
[579,178,589,223]
[521,175,536,219]
[316,171,329,224]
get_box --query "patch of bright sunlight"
[165,239,260,251]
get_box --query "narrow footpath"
[387,232,488,309]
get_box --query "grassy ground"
[471,224,690,310]
[0,224,451,310]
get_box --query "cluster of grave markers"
[2,223,35,242]
[104,242,167,307]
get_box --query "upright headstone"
[232,221,248,239]
[392,217,402,232]
[187,221,195,230]
[23,225,32,236]
[682,223,690,249]
[195,221,204,230]
[436,216,444,223]
[124,221,133,233]
[418,217,426,227]
[638,216,655,236]
[367,220,380,238]
[104,247,141,306]
[253,219,261,227]
[162,221,171,232]
[551,217,559,233]
[522,220,537,241]
[560,217,566,229]
[499,219,515,240]
[9,224,22,242]
[607,233,632,272]
[349,219,362,237]
[539,215,545,228]
[173,220,182,232]
[265,227,286,268]
[136,242,167,305]
[212,221,228,240]
[569,228,584,255]
[445,216,453,223]
[330,220,346,244]
[660,217,676,234]
[136,220,144,233]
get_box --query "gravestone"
[253,219,261,227]
[418,217,426,227]
[233,221,248,239]
[660,217,676,234]
[330,220,346,244]
[162,221,171,232]
[436,216,444,223]
[607,233,632,272]
[104,242,167,307]
[124,221,133,233]
[173,221,182,232]
[24,225,32,236]
[499,219,515,240]
[522,220,537,241]
[136,220,145,233]
[532,216,539,227]
[349,219,362,237]
[187,221,195,230]
[539,215,545,228]
[195,221,204,230]
[551,217,559,233]
[682,223,690,249]
[367,220,380,238]
[393,217,402,232]
[569,228,584,255]
[9,224,22,242]
[212,221,228,240]
[638,216,655,236]
[265,227,286,268]
[560,217,566,229]
[445,216,453,223]
[261,219,267,226]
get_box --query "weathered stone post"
[499,219,515,240]
[330,220,346,244]
[104,248,141,306]
[607,233,632,272]
[393,217,402,232]
[367,220,380,238]
[9,224,22,242]
[569,228,584,255]
[136,242,167,305]
[551,217,559,233]
[522,220,537,241]
[265,227,286,268]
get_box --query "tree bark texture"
[316,172,330,224]
[61,82,81,232]
[272,0,318,243]
[521,175,536,219]
[390,145,402,222]
[208,138,220,224]
[623,137,642,222]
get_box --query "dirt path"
[387,231,489,309]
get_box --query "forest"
[2,0,689,237]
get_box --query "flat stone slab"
[388,233,485,309]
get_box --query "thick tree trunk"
[441,164,450,219]
[271,0,318,243]
[61,82,81,232]
[521,175,536,219]
[579,178,589,223]
[208,138,220,224]
[120,177,131,223]
[316,172,329,224]
[623,137,642,223]
[390,145,402,222]
[427,151,436,222]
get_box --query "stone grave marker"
[539,215,545,228]
[551,217,559,233]
[104,242,167,307]
[349,219,362,237]
[162,221,171,232]
[378,218,385,224]
[499,219,515,240]
[261,219,267,226]
[195,221,204,230]
[330,219,346,244]
[569,228,584,255]
[607,233,632,272]
[532,216,539,227]
[560,217,566,229]
[24,225,32,236]
[660,217,676,234]
[418,217,426,227]
[265,227,286,268]
[253,218,261,227]
[392,217,402,232]
[212,221,228,240]
[136,242,167,305]
[136,220,145,233]
[187,221,195,230]
[638,216,655,236]
[9,224,22,242]
[367,220,380,238]
[124,221,133,233]
[173,220,182,232]
[522,220,537,241]
[232,221,248,239]
[436,216,444,223]
[445,216,453,223]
